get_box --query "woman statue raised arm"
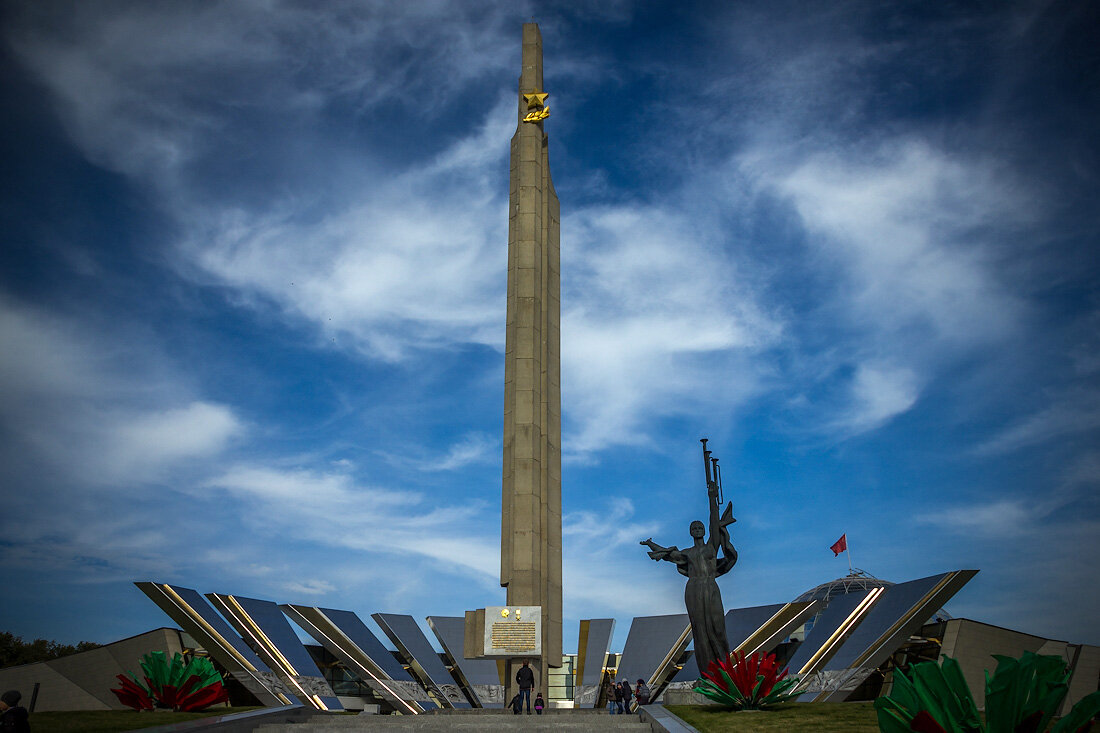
[640,441,737,675]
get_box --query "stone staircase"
[256,708,654,732]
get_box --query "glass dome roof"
[788,568,953,641]
[793,569,894,606]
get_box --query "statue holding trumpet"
[641,439,738,674]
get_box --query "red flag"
[830,534,847,556]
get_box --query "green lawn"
[28,707,262,733]
[666,702,880,732]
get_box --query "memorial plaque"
[483,606,542,657]
[492,621,536,651]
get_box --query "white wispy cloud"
[209,465,415,507]
[0,298,243,485]
[829,363,920,436]
[5,1,523,181]
[0,297,254,593]
[281,579,338,596]
[5,1,1096,651]
[674,6,1042,441]
[976,389,1100,455]
[564,498,659,552]
[916,447,1100,539]
[768,140,1025,344]
[173,98,784,456]
[710,136,1032,440]
[562,499,682,617]
[6,1,786,459]
[927,499,1033,537]
[179,95,515,361]
[0,299,114,399]
[561,203,781,455]
[377,433,499,473]
[430,433,498,472]
[102,403,243,479]
[206,464,500,582]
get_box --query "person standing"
[635,678,651,707]
[0,690,29,733]
[618,679,632,713]
[515,660,535,715]
[533,692,544,714]
[605,678,620,714]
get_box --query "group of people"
[604,677,650,714]
[509,660,544,715]
[507,660,652,716]
[508,690,545,715]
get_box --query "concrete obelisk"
[501,22,562,700]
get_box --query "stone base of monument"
[662,687,720,706]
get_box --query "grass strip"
[665,701,879,732]
[28,706,262,733]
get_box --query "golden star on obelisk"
[523,92,549,110]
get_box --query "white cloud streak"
[5,1,522,181]
[181,96,515,361]
[832,363,920,435]
[976,389,1100,455]
[4,1,1096,648]
[206,465,500,582]
[562,204,781,454]
[767,141,1025,344]
[6,2,787,457]
[562,499,683,617]
[430,433,497,472]
[0,298,242,485]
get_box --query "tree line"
[0,631,101,668]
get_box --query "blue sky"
[1,0,1098,655]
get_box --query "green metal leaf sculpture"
[1052,691,1100,733]
[985,652,1068,733]
[874,652,1100,733]
[874,656,981,733]
[693,650,800,710]
[111,650,229,712]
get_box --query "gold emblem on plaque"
[501,608,509,617]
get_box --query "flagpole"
[846,540,853,575]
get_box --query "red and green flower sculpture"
[875,652,1100,733]
[111,651,229,712]
[693,650,801,709]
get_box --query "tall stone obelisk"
[501,22,562,696]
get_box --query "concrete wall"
[938,618,1099,710]
[0,627,184,711]
[1062,643,1100,716]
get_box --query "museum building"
[2,570,1095,717]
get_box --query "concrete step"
[255,710,652,732]
[257,727,651,732]
[429,709,611,715]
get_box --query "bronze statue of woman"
[640,441,737,675]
